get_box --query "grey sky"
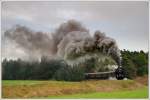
[2,1,149,59]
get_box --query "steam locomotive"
[85,67,125,80]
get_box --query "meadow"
[2,76,148,99]
[48,87,148,98]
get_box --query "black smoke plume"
[4,20,121,66]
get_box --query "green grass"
[2,80,46,86]
[2,80,81,86]
[48,87,148,99]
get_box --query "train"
[85,67,125,80]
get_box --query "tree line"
[2,57,85,81]
[2,50,148,81]
[121,49,148,79]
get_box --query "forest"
[2,49,148,81]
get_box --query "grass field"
[2,76,148,99]
[48,87,148,98]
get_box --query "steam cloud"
[4,20,121,66]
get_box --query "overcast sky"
[2,1,149,59]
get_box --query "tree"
[121,50,148,78]
[2,50,148,80]
[53,65,85,81]
[133,54,148,76]
[122,55,136,79]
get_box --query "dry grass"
[2,77,148,98]
[135,75,148,85]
